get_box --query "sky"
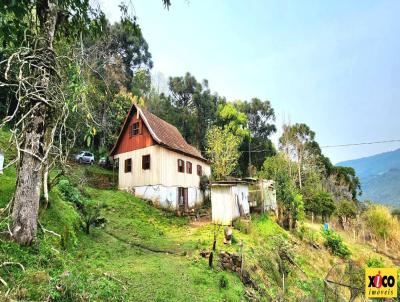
[99,0,400,164]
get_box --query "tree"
[328,166,361,201]
[261,155,304,230]
[304,190,335,223]
[0,0,101,245]
[279,123,315,188]
[131,68,152,97]
[335,199,357,229]
[235,98,276,176]
[205,126,241,180]
[79,5,154,151]
[158,72,221,151]
[108,4,153,88]
[217,102,249,137]
[0,0,171,246]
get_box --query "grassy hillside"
[0,130,397,301]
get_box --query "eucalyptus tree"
[279,123,316,188]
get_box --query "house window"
[142,154,150,170]
[131,122,140,136]
[197,165,202,176]
[186,161,192,174]
[124,158,132,173]
[177,159,185,173]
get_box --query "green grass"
[0,176,247,301]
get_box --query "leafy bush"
[366,256,384,268]
[296,224,306,240]
[261,155,305,229]
[335,199,357,229]
[362,204,400,247]
[81,200,106,234]
[232,218,251,234]
[306,191,335,222]
[58,179,82,207]
[58,179,105,234]
[218,274,229,289]
[41,190,81,250]
[322,230,351,259]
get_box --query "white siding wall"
[114,145,210,210]
[232,184,250,215]
[211,184,250,225]
[159,147,211,187]
[211,186,233,225]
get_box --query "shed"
[246,178,277,215]
[0,151,4,175]
[211,181,250,225]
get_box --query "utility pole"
[248,135,251,176]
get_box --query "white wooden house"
[110,103,211,212]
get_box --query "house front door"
[178,187,188,212]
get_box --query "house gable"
[112,107,154,155]
[110,103,209,163]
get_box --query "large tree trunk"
[11,111,46,245]
[11,0,58,245]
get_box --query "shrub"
[296,224,306,241]
[81,200,105,234]
[335,199,357,228]
[58,179,105,234]
[366,256,384,268]
[322,229,351,259]
[218,274,229,289]
[232,218,251,234]
[58,179,82,207]
[362,204,400,247]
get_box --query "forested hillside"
[338,149,400,207]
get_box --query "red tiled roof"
[110,103,207,162]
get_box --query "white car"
[75,151,95,164]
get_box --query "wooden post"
[260,180,264,214]
[239,240,244,279]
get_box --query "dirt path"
[189,216,211,228]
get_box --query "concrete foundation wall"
[133,185,204,210]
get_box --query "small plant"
[58,179,83,208]
[296,224,306,240]
[366,256,384,268]
[322,229,351,259]
[58,179,105,234]
[232,218,251,234]
[218,274,229,289]
[81,200,106,234]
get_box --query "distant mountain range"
[337,149,400,208]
